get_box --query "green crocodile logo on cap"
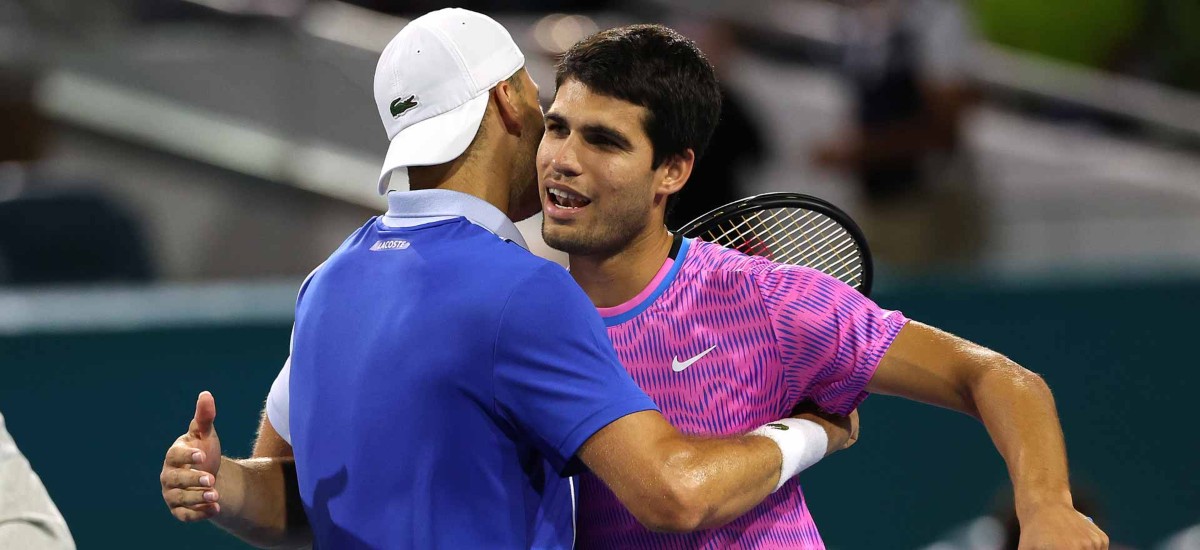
[390,95,418,118]
[766,423,789,431]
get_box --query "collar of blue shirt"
[381,189,529,250]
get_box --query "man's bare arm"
[866,321,1108,549]
[578,408,856,533]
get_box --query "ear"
[655,149,695,197]
[492,80,524,137]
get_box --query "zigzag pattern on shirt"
[578,240,906,549]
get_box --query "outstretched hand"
[161,391,223,521]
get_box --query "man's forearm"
[970,357,1074,515]
[664,413,840,531]
[581,409,843,533]
[664,434,782,531]
[212,457,311,549]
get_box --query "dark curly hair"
[555,24,723,213]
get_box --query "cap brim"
[378,91,490,194]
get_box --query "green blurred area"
[972,0,1200,90]
[1,276,1196,548]
[973,0,1142,67]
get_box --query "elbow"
[983,352,1050,392]
[1011,363,1054,399]
[636,482,708,533]
[965,352,1054,414]
[631,454,712,533]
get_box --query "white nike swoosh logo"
[672,345,718,372]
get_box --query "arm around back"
[574,403,859,533]
[576,410,781,533]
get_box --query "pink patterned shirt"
[578,238,908,549]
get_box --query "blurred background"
[0,0,1197,548]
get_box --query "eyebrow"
[546,112,633,151]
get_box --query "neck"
[409,150,512,217]
[569,222,675,308]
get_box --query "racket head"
[676,192,874,296]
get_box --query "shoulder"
[493,261,608,362]
[450,238,583,325]
[445,220,565,280]
[499,260,592,319]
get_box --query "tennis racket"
[676,192,874,296]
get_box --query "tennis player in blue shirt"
[159,10,858,549]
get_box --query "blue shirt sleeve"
[493,263,659,476]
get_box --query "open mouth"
[547,187,592,209]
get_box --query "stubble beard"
[543,195,649,257]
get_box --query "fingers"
[165,392,221,524]
[159,466,214,490]
[164,440,207,468]
[189,391,217,438]
[164,487,220,507]
[162,465,221,522]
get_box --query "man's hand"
[161,391,223,521]
[792,400,859,455]
[1018,503,1108,549]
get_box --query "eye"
[586,134,617,148]
[545,121,567,137]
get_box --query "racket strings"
[767,210,860,282]
[699,207,864,290]
[770,209,863,285]
[756,209,849,270]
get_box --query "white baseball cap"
[374,8,526,194]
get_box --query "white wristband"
[749,418,829,492]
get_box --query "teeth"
[549,188,589,208]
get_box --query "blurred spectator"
[668,19,766,229]
[0,411,75,549]
[813,0,983,271]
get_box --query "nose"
[548,135,582,179]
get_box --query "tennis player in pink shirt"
[537,24,1108,550]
